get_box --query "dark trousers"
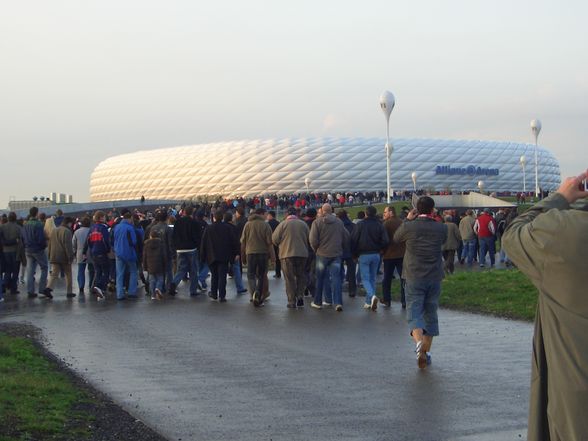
[3,252,18,293]
[304,251,316,296]
[210,261,229,299]
[281,257,306,304]
[273,246,281,277]
[246,253,268,295]
[93,255,110,291]
[383,258,405,305]
[443,249,456,274]
[341,256,357,295]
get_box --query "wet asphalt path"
[0,275,531,441]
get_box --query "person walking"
[393,196,448,369]
[146,210,174,293]
[200,210,240,302]
[266,210,282,279]
[503,170,588,441]
[72,216,94,295]
[113,212,138,300]
[272,207,310,308]
[223,211,247,294]
[85,211,110,299]
[350,205,389,311]
[0,212,23,295]
[442,215,462,275]
[171,206,202,296]
[22,207,51,299]
[459,209,477,266]
[309,204,349,311]
[47,217,75,297]
[337,209,357,298]
[142,229,167,300]
[302,208,317,298]
[241,208,275,307]
[474,208,496,267]
[381,206,405,308]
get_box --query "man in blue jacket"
[22,207,52,299]
[113,211,137,300]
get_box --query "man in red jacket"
[474,208,497,267]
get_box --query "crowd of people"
[0,197,519,369]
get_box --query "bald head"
[322,203,332,215]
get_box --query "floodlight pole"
[411,171,417,192]
[530,119,542,200]
[380,91,395,203]
[519,155,526,193]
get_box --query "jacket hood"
[248,214,264,222]
[322,213,338,224]
[145,238,162,250]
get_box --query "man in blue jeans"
[458,209,477,266]
[350,205,389,312]
[393,196,447,369]
[309,204,349,311]
[113,212,138,300]
[22,206,52,299]
[171,206,202,296]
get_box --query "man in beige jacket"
[47,216,75,297]
[503,169,588,441]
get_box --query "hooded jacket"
[143,237,167,274]
[309,213,349,258]
[240,214,274,256]
[272,216,309,259]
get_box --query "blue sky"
[1,0,586,205]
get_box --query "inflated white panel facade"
[89,138,561,201]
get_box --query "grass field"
[384,269,538,321]
[0,334,92,441]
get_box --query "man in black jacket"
[171,206,201,296]
[350,205,389,311]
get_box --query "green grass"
[0,334,92,441]
[383,269,538,321]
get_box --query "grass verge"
[0,333,92,441]
[384,269,537,321]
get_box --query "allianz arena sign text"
[435,165,500,176]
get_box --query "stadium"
[89,137,561,201]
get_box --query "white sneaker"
[335,304,343,312]
[363,303,371,309]
[370,296,378,311]
[93,287,105,300]
[322,301,332,307]
[310,302,322,310]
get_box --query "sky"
[1,0,586,206]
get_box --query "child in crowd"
[142,230,167,300]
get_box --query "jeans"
[383,258,405,305]
[246,253,268,295]
[26,250,48,294]
[173,250,199,295]
[340,257,357,295]
[359,253,380,304]
[478,236,496,266]
[3,251,18,293]
[461,239,476,266]
[282,257,306,304]
[93,255,110,292]
[231,260,245,291]
[116,257,137,299]
[405,279,442,336]
[210,261,229,299]
[314,256,342,306]
[77,262,95,291]
[149,273,164,294]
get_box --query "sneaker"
[0,298,4,303]
[273,274,281,279]
[426,353,432,366]
[252,290,261,307]
[155,289,163,300]
[28,292,38,299]
[310,302,322,310]
[66,293,76,298]
[296,298,304,308]
[303,289,311,297]
[401,303,407,309]
[151,294,157,300]
[219,297,227,303]
[479,264,485,268]
[348,291,356,298]
[208,291,218,300]
[335,304,343,312]
[380,298,391,308]
[41,288,53,299]
[322,301,332,307]
[370,296,378,311]
[416,341,427,369]
[237,288,248,294]
[287,303,296,309]
[363,303,371,309]
[168,283,177,296]
[79,288,85,295]
[10,290,20,295]
[93,287,105,300]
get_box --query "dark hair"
[336,209,349,220]
[357,211,365,219]
[386,206,396,216]
[214,209,224,222]
[236,206,245,216]
[81,216,91,228]
[8,212,17,222]
[268,210,276,218]
[223,211,233,223]
[63,216,74,226]
[416,196,435,215]
[29,206,39,218]
[305,208,317,218]
[150,229,160,238]
[123,212,132,219]
[366,206,377,218]
[255,208,266,215]
[184,206,194,216]
[56,209,63,216]
[156,210,167,222]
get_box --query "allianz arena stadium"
[89,138,561,202]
